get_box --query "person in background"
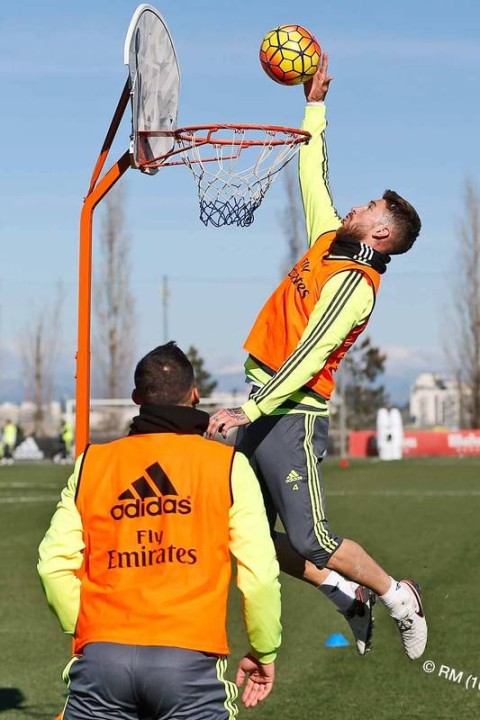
[1,419,18,465]
[59,419,74,463]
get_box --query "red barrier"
[349,430,480,457]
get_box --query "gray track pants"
[237,412,342,568]
[62,643,238,720]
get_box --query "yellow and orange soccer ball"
[260,25,322,85]
[259,24,321,86]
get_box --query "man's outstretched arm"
[300,52,342,248]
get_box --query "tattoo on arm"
[226,408,246,420]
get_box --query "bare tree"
[447,178,480,427]
[20,285,63,436]
[279,164,306,276]
[93,183,136,399]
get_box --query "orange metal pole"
[74,78,133,457]
[75,151,131,456]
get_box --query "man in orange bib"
[38,342,281,719]
[207,52,427,662]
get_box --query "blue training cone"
[325,632,350,648]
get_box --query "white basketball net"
[173,125,310,227]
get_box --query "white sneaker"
[342,586,376,655]
[395,580,427,660]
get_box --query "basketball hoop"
[76,3,311,453]
[138,124,311,227]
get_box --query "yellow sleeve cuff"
[241,399,262,422]
[250,650,278,664]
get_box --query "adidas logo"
[110,462,192,520]
[285,469,302,491]
[285,469,302,484]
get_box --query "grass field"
[1,458,480,719]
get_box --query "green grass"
[1,458,480,719]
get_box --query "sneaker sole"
[363,589,376,654]
[355,587,376,655]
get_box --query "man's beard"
[335,225,365,243]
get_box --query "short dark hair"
[134,341,194,405]
[382,189,421,255]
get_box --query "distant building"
[409,373,470,428]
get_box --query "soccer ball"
[259,25,321,86]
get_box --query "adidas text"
[110,497,192,520]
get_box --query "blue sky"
[1,0,479,402]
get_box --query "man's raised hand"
[304,51,333,103]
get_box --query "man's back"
[75,434,234,655]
